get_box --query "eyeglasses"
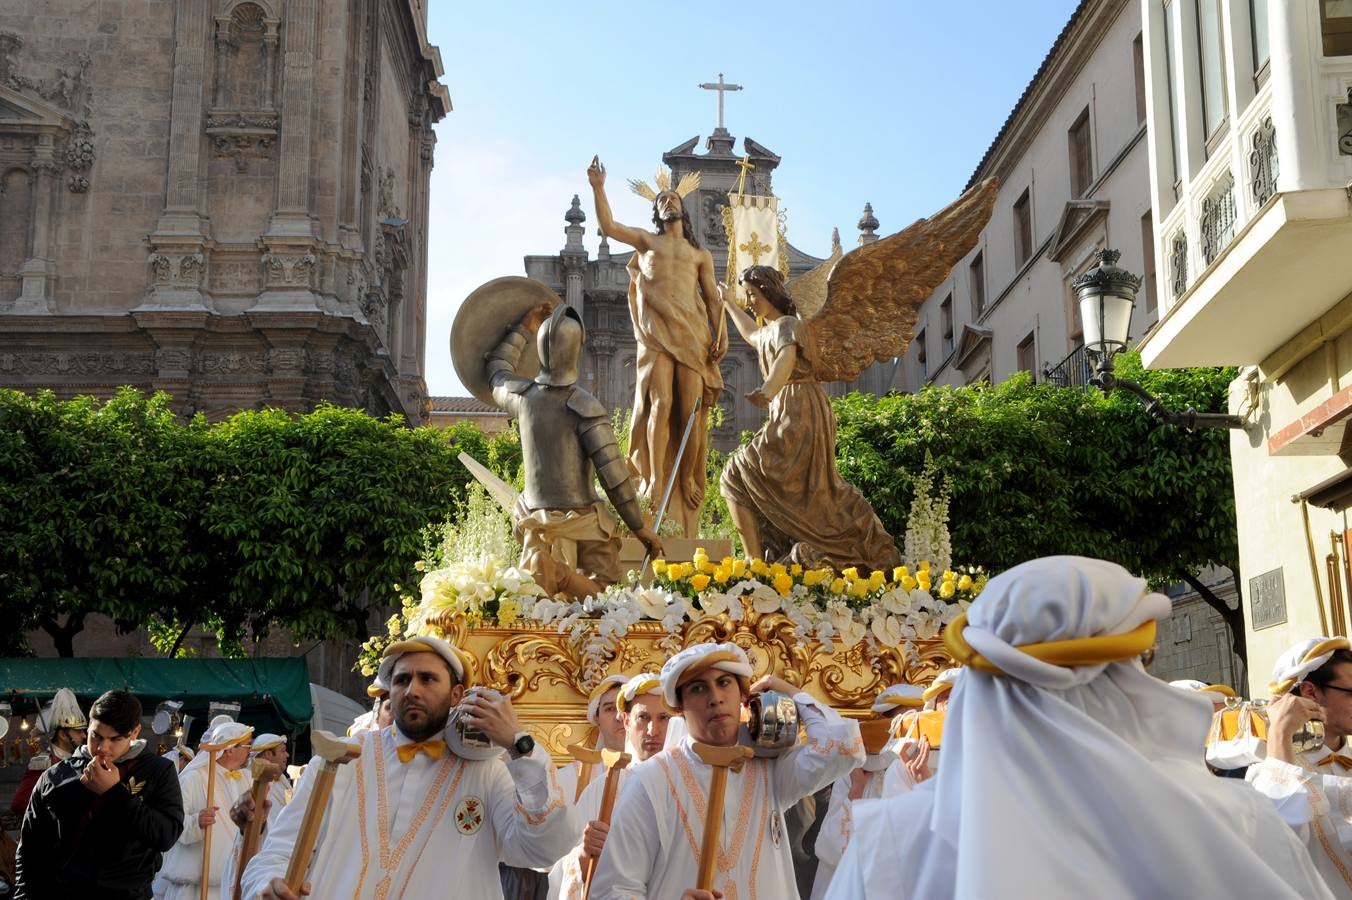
[1319,682,1352,696]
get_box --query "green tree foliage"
[833,351,1238,586]
[0,389,519,657]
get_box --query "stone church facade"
[0,0,447,422]
[524,127,897,451]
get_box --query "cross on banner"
[739,231,772,265]
[698,73,743,130]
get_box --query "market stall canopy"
[0,658,313,735]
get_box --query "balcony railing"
[1042,343,1094,390]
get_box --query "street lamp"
[1074,248,1246,430]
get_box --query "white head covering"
[930,555,1319,899]
[37,687,87,733]
[871,683,925,715]
[922,668,961,708]
[1269,636,1352,695]
[250,733,285,754]
[659,643,754,709]
[616,673,664,714]
[348,710,378,735]
[377,636,468,689]
[181,720,253,777]
[587,674,630,725]
[366,674,390,698]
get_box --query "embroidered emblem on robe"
[455,796,484,835]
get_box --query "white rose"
[870,614,905,647]
[837,620,867,649]
[634,588,670,620]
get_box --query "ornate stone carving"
[177,253,205,285]
[0,350,155,376]
[305,350,335,376]
[267,347,304,372]
[377,167,400,217]
[148,253,205,285]
[1,33,92,117]
[702,194,728,247]
[149,254,172,283]
[200,351,266,375]
[62,121,94,192]
[260,251,317,287]
[212,133,275,173]
[154,347,194,373]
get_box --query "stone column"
[159,0,210,233]
[14,137,59,312]
[267,0,319,235]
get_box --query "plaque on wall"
[1249,567,1287,630]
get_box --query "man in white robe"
[590,642,863,900]
[1247,637,1352,898]
[808,684,918,900]
[557,673,629,806]
[880,668,955,797]
[825,556,1335,900]
[157,721,254,900]
[220,733,292,897]
[239,635,575,899]
[556,673,675,899]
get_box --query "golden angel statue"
[715,179,998,572]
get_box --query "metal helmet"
[536,303,585,387]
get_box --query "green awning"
[0,658,313,734]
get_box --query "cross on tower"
[698,73,743,131]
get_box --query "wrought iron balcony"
[1042,343,1094,390]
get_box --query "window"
[1068,109,1093,197]
[1251,0,1270,72]
[1321,0,1352,56]
[1141,210,1157,315]
[1196,0,1228,138]
[1013,189,1033,267]
[1163,11,1182,185]
[1133,34,1148,123]
[916,329,928,381]
[1017,332,1037,375]
[970,252,986,316]
[941,294,954,356]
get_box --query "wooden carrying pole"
[690,742,753,892]
[198,746,223,900]
[283,731,361,895]
[232,760,281,900]
[568,743,602,803]
[581,748,631,900]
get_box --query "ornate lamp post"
[1075,248,1245,430]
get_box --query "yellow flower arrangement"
[691,573,711,591]
[773,573,794,597]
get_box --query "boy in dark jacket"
[14,689,184,899]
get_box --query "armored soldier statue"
[485,300,663,599]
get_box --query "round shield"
[451,277,559,407]
[152,708,173,735]
[0,717,8,740]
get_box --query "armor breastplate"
[518,384,601,510]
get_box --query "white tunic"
[824,775,1335,900]
[590,693,863,900]
[220,774,292,898]
[1248,744,1352,898]
[157,763,254,900]
[553,765,633,900]
[808,768,886,900]
[239,725,576,899]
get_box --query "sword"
[641,397,702,576]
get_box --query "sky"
[422,0,1083,396]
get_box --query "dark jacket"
[14,743,184,900]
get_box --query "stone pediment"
[953,324,993,371]
[1047,199,1110,263]
[0,85,74,133]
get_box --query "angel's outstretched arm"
[717,283,759,344]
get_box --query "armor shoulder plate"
[504,376,533,396]
[566,388,609,422]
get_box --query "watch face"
[514,735,535,755]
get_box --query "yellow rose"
[769,562,788,579]
[831,578,846,594]
[868,570,886,590]
[918,560,931,572]
[958,574,974,591]
[790,563,803,576]
[803,569,826,587]
[698,558,717,574]
[918,576,932,592]
[842,566,860,581]
[714,566,731,584]
[942,570,956,582]
[750,559,770,576]
[892,565,908,582]
[722,557,734,568]
[731,559,747,577]
[901,575,918,591]
[694,547,709,562]
[939,581,956,599]
[773,573,794,596]
[691,573,711,591]
[665,563,682,580]
[849,579,869,598]
[653,559,668,575]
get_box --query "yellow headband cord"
[943,612,1157,675]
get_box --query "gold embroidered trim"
[515,764,566,826]
[806,734,864,757]
[670,744,761,895]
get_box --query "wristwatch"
[508,732,535,759]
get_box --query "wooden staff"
[690,742,753,892]
[581,748,631,900]
[568,743,602,803]
[232,760,281,900]
[196,739,230,900]
[283,731,361,895]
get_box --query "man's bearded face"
[655,191,683,222]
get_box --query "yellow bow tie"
[223,770,245,780]
[1317,753,1352,770]
[396,740,446,764]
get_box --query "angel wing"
[804,178,998,384]
[785,234,842,321]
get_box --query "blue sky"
[422,0,1082,396]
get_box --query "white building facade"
[1138,0,1352,692]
